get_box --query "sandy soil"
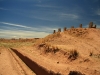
[0,28,100,75]
[0,47,36,75]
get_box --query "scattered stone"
[84,58,90,62]
[57,62,59,64]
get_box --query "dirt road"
[0,47,35,75]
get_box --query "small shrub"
[49,70,61,75]
[37,43,59,54]
[37,43,46,49]
[89,51,93,56]
[44,46,59,54]
[44,46,51,53]
[68,71,85,75]
[68,50,79,61]
[53,46,59,53]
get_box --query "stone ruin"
[58,28,61,32]
[79,24,82,28]
[63,27,67,31]
[89,22,96,28]
[53,30,56,34]
[53,22,97,34]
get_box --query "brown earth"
[0,28,100,75]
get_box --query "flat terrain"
[0,28,100,75]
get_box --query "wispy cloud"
[0,7,8,10]
[17,0,47,3]
[60,13,79,20]
[0,29,49,38]
[97,25,100,28]
[31,10,79,21]
[92,0,99,2]
[0,22,58,38]
[30,4,80,22]
[35,4,60,8]
[0,22,57,32]
[96,9,100,15]
[0,22,34,29]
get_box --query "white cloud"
[0,22,58,32]
[96,25,100,28]
[96,9,100,15]
[60,13,79,19]
[0,22,34,29]
[0,22,58,38]
[0,29,49,38]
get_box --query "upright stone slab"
[89,22,93,28]
[79,24,82,28]
[58,28,61,32]
[53,30,56,34]
[64,27,67,31]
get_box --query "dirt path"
[0,47,36,75]
[0,47,21,75]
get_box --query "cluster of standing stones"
[53,22,96,34]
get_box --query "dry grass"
[0,38,37,43]
[68,49,79,61]
[37,42,59,54]
[35,32,61,45]
[89,51,93,56]
[0,41,35,48]
[67,28,88,37]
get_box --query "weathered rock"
[79,24,82,28]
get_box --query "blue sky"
[0,0,100,38]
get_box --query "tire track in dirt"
[8,48,27,75]
[10,48,61,75]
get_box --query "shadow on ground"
[10,48,61,75]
